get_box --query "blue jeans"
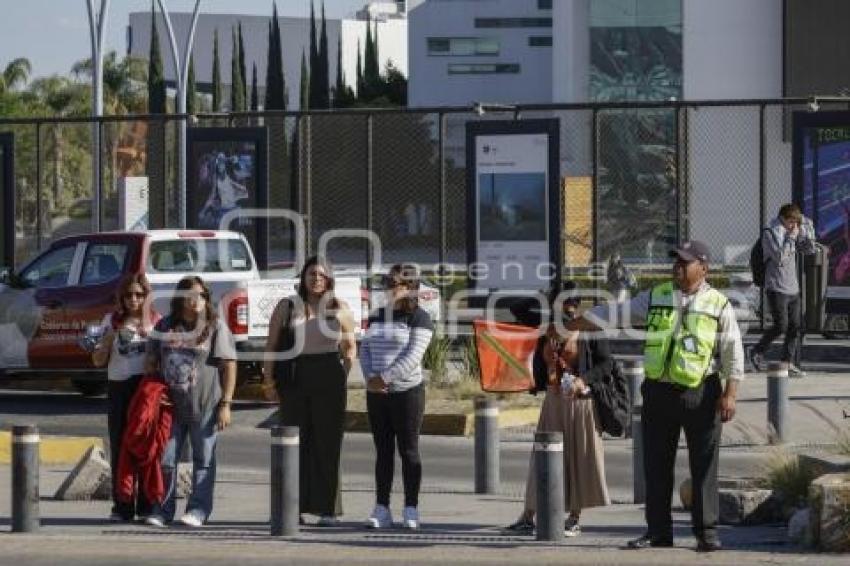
[153,413,218,522]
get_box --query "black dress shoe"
[627,534,674,549]
[696,536,721,552]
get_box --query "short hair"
[778,203,802,223]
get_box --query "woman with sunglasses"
[503,281,611,537]
[360,264,434,530]
[92,272,160,522]
[144,275,237,528]
[263,256,357,526]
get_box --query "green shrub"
[422,332,451,383]
[461,336,480,382]
[761,449,816,507]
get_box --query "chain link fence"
[0,100,801,291]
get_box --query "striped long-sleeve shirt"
[359,306,434,393]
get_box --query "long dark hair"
[386,263,420,314]
[297,255,340,314]
[169,275,216,344]
[112,272,158,333]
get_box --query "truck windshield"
[147,239,253,273]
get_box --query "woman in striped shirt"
[360,264,434,530]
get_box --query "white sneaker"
[365,504,393,529]
[179,512,204,527]
[145,515,165,528]
[402,506,419,530]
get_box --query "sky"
[0,0,368,80]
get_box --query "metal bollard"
[270,425,299,537]
[632,405,645,504]
[622,358,644,438]
[12,425,40,533]
[534,431,564,542]
[474,396,499,494]
[767,362,789,444]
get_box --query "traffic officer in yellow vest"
[565,240,744,552]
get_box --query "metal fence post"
[473,396,499,494]
[534,431,564,542]
[767,362,789,445]
[270,425,299,537]
[621,358,644,438]
[12,425,40,533]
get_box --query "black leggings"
[107,375,152,519]
[367,384,425,508]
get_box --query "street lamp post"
[86,0,110,232]
[157,0,202,229]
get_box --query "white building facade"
[128,3,408,110]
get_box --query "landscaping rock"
[799,452,850,479]
[176,462,192,498]
[719,488,780,525]
[787,507,811,545]
[810,472,850,552]
[54,445,111,501]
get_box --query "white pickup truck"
[0,229,363,394]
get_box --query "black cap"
[669,240,711,264]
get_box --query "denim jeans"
[153,413,218,522]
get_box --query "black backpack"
[590,360,630,438]
[750,228,774,288]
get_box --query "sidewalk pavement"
[0,464,845,565]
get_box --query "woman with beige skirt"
[504,291,611,537]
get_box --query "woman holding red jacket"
[92,272,160,523]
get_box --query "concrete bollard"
[767,362,789,445]
[534,431,564,542]
[622,358,644,438]
[632,406,645,504]
[12,425,40,533]
[474,397,499,494]
[270,425,299,537]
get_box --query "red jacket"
[116,376,173,505]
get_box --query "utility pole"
[85,0,110,232]
[156,0,202,229]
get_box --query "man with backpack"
[748,204,816,378]
[563,240,745,552]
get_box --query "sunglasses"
[124,292,146,299]
[385,279,407,289]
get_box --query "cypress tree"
[238,22,247,106]
[356,39,364,99]
[300,49,309,111]
[318,2,330,108]
[363,16,380,100]
[186,55,196,114]
[265,3,286,110]
[334,35,344,107]
[212,28,222,111]
[250,62,258,111]
[308,0,320,109]
[147,3,166,114]
[230,26,245,111]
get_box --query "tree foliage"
[265,3,286,111]
[230,26,245,111]
[212,28,222,111]
[147,4,166,114]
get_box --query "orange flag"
[473,320,539,393]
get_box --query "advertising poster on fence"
[466,120,560,293]
[187,127,268,269]
[794,113,850,297]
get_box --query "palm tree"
[71,51,147,115]
[0,58,32,94]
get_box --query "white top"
[100,313,149,382]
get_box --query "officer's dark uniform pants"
[641,375,722,540]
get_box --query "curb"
[0,431,103,465]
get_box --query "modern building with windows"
[407,0,555,107]
[128,2,408,110]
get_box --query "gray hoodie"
[762,216,816,295]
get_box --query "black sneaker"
[627,534,674,549]
[501,517,535,536]
[746,346,765,372]
[696,535,722,552]
[564,516,581,537]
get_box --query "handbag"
[272,299,297,392]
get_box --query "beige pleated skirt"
[524,388,610,513]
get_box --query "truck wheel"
[71,379,107,397]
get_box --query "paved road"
[0,388,773,502]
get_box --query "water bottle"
[560,371,574,393]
